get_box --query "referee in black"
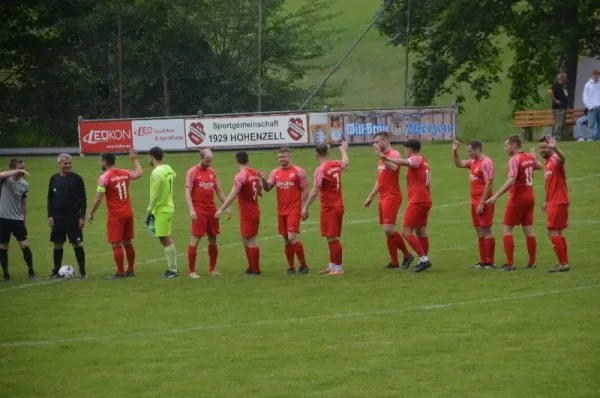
[47,153,87,278]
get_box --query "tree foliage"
[377,0,600,110]
[0,0,338,147]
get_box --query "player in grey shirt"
[0,159,36,281]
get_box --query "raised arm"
[451,141,469,168]
[0,169,27,180]
[339,141,349,166]
[548,136,566,164]
[128,151,143,180]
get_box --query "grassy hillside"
[289,0,546,141]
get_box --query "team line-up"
[0,132,571,281]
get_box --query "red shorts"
[278,214,301,236]
[107,216,134,243]
[403,202,431,229]
[320,207,344,238]
[379,196,402,225]
[240,217,260,239]
[471,201,495,228]
[547,203,569,230]
[503,202,534,226]
[192,211,220,237]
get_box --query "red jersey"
[97,168,136,219]
[464,156,494,202]
[507,152,536,204]
[234,168,261,219]
[267,165,308,215]
[313,160,348,210]
[544,153,569,205]
[378,149,402,198]
[185,165,220,213]
[406,155,431,204]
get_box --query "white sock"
[420,256,429,262]
[335,264,343,271]
[164,244,178,272]
[328,263,335,270]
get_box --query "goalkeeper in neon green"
[147,147,179,278]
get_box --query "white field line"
[2,172,599,294]
[1,284,596,348]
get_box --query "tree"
[377,0,600,111]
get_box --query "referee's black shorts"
[0,218,28,244]
[50,216,83,244]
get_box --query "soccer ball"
[58,265,75,279]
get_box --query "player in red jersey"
[364,132,414,270]
[301,142,349,275]
[452,139,496,269]
[486,135,541,271]
[538,136,570,273]
[259,147,310,275]
[378,139,432,273]
[185,149,231,278]
[88,151,143,279]
[216,151,262,275]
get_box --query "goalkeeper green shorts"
[154,212,173,237]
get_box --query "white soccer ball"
[58,265,75,279]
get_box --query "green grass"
[1,142,600,397]
[291,0,547,141]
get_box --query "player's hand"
[87,214,94,224]
[452,140,460,151]
[541,201,548,213]
[189,209,197,221]
[340,141,349,152]
[547,136,557,149]
[78,217,85,229]
[485,196,497,206]
[301,208,309,221]
[145,212,155,226]
[363,197,373,208]
[258,169,266,180]
[529,147,538,157]
[215,210,222,219]
[476,202,484,215]
[129,150,138,161]
[225,208,232,221]
[48,217,54,228]
[16,169,31,177]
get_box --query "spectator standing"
[583,69,600,141]
[575,108,589,142]
[548,72,569,139]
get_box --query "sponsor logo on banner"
[184,113,308,148]
[131,119,185,150]
[79,120,133,153]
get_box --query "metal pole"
[300,0,395,110]
[403,0,411,107]
[117,0,124,118]
[257,0,263,112]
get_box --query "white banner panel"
[184,113,309,149]
[132,119,186,151]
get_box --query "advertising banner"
[131,119,186,151]
[184,114,309,149]
[308,107,456,145]
[79,120,133,153]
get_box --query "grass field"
[1,142,600,397]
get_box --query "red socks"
[328,240,343,265]
[391,232,410,257]
[485,237,495,265]
[478,237,486,264]
[551,236,568,265]
[419,236,429,256]
[294,242,307,268]
[208,244,218,272]
[561,236,568,263]
[404,234,425,257]
[285,244,295,269]
[187,245,197,273]
[112,246,125,275]
[526,236,537,265]
[503,235,515,266]
[386,236,399,265]
[247,247,260,272]
[124,244,135,273]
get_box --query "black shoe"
[28,271,36,280]
[3,273,10,282]
[497,264,516,272]
[50,270,63,280]
[525,263,537,269]
[401,255,415,269]
[285,268,297,275]
[413,260,432,273]
[162,270,179,278]
[382,263,400,269]
[80,274,88,280]
[124,271,135,277]
[244,268,261,276]
[298,266,309,275]
[107,273,125,280]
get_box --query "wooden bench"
[511,108,586,141]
